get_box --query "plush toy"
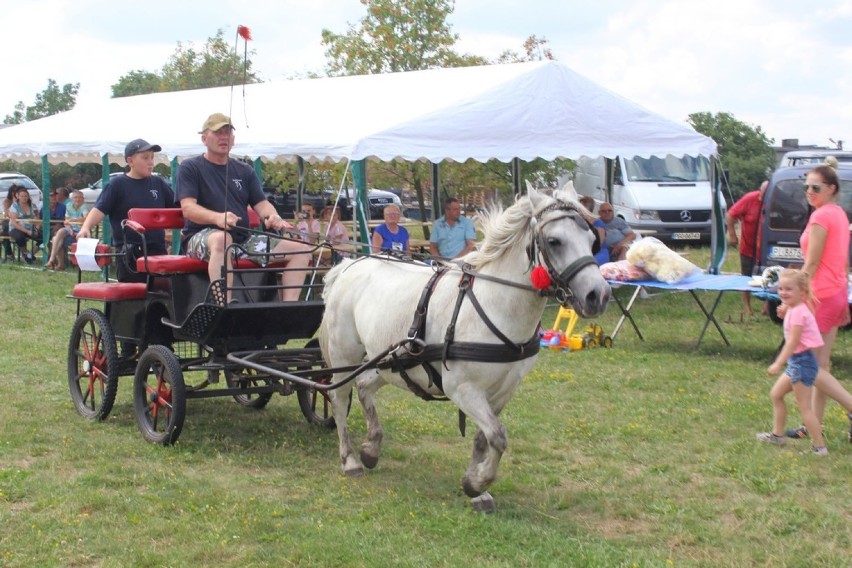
[625,237,701,284]
[599,260,650,281]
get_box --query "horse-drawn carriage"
[67,207,337,445]
[66,184,611,511]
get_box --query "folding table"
[607,274,763,348]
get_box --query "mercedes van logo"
[680,210,692,222]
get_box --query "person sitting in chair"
[598,203,636,261]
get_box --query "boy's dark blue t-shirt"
[94,174,176,249]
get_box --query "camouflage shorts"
[186,228,284,266]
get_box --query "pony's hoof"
[360,451,379,470]
[343,465,364,477]
[470,492,495,513]
[462,477,480,498]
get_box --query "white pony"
[319,183,610,511]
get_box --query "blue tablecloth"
[611,273,760,293]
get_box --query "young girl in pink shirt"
[758,270,828,454]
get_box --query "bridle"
[527,202,599,305]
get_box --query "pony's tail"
[320,259,347,301]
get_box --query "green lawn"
[2,253,852,567]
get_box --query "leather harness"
[372,202,598,435]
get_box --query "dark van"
[758,164,852,272]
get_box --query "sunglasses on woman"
[802,184,823,193]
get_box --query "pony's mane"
[465,189,581,268]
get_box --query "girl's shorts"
[787,350,818,386]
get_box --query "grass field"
[2,251,852,567]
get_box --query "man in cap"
[78,138,176,282]
[176,113,311,302]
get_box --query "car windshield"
[623,155,710,183]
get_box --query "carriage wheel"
[133,345,186,446]
[602,336,613,348]
[225,368,273,409]
[296,339,348,428]
[68,308,119,421]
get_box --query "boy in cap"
[77,138,176,282]
[177,112,311,302]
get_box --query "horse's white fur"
[319,186,609,504]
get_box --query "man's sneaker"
[756,432,786,445]
[23,252,34,264]
[785,425,809,439]
[810,446,829,456]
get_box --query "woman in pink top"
[786,158,852,440]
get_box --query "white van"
[569,154,714,242]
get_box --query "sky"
[2,0,851,149]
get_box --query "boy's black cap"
[124,138,161,159]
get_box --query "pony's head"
[525,180,611,317]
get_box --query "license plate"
[769,246,803,260]
[672,232,700,240]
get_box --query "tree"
[496,34,554,63]
[687,112,776,200]
[4,79,79,124]
[111,70,163,98]
[321,0,485,76]
[111,29,259,98]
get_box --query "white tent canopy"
[0,61,716,165]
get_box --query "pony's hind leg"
[331,379,363,477]
[356,370,386,469]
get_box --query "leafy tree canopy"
[111,29,259,97]
[3,79,79,124]
[321,0,485,75]
[688,111,776,200]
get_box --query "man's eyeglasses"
[599,209,613,213]
[802,184,823,193]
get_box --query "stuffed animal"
[599,260,649,281]
[625,237,701,284]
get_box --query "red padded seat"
[135,256,263,274]
[136,255,207,274]
[72,282,148,301]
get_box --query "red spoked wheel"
[133,345,186,446]
[67,308,118,421]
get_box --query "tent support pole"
[512,158,522,196]
[297,156,306,211]
[431,162,440,222]
[100,154,111,247]
[171,157,180,253]
[351,159,371,254]
[40,156,51,265]
[708,158,726,274]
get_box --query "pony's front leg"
[356,370,385,469]
[331,380,363,477]
[454,391,507,511]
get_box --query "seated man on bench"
[177,112,311,302]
